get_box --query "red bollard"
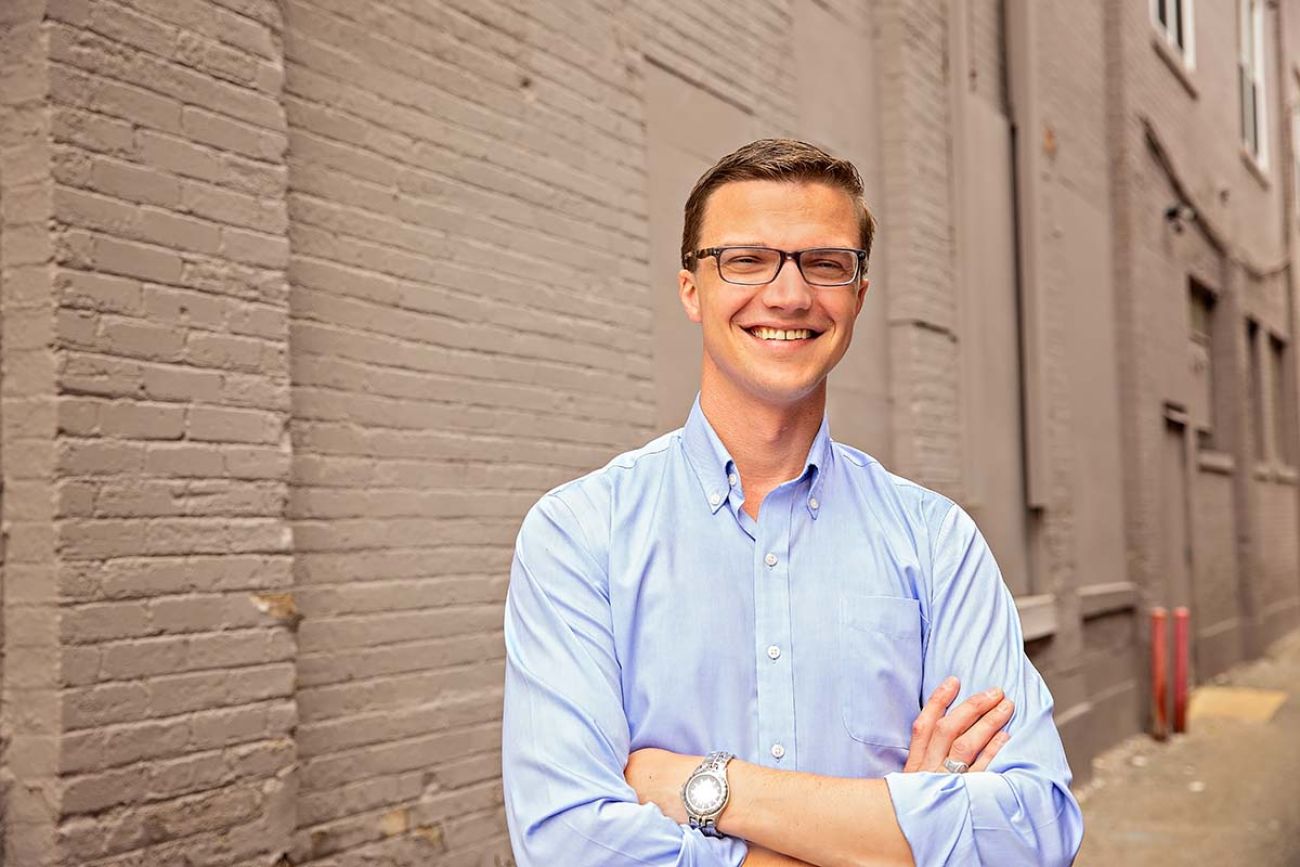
[1151,607,1168,740]
[1173,607,1190,733]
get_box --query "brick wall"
[2,2,62,863]
[280,0,643,859]
[3,0,298,862]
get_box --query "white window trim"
[1240,0,1268,168]
[1151,0,1196,69]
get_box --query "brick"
[142,441,227,477]
[214,6,277,59]
[140,207,223,253]
[100,400,186,439]
[191,700,292,749]
[182,178,287,232]
[57,268,143,314]
[90,156,181,207]
[57,439,145,476]
[100,316,187,362]
[138,128,223,182]
[182,104,285,160]
[56,478,97,515]
[142,363,225,403]
[87,0,180,57]
[62,764,148,814]
[187,404,282,443]
[149,593,261,633]
[62,599,152,643]
[142,283,230,328]
[64,681,151,729]
[92,234,184,283]
[221,225,288,267]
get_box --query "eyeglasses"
[685,246,867,287]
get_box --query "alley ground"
[1076,628,1300,866]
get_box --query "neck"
[699,379,825,491]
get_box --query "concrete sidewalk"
[1075,628,1300,866]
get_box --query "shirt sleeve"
[883,503,1084,866]
[502,493,750,867]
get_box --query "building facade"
[0,0,1297,863]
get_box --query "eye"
[804,250,855,276]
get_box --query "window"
[1188,282,1218,449]
[1248,319,1265,460]
[1239,0,1267,165]
[1270,334,1294,466]
[1153,0,1194,66]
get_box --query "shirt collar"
[682,395,832,519]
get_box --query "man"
[502,139,1083,865]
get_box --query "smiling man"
[502,139,1083,866]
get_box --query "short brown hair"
[680,138,876,268]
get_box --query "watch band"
[698,751,733,774]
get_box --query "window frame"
[1239,0,1268,168]
[1152,0,1196,69]
[1188,280,1218,450]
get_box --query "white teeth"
[751,326,812,341]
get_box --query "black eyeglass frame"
[683,246,869,287]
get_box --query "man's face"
[678,179,869,408]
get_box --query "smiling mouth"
[746,326,821,341]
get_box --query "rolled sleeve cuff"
[884,771,978,865]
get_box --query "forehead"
[698,179,859,245]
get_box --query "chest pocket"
[838,594,924,749]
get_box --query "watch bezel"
[683,769,729,816]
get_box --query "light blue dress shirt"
[503,399,1083,865]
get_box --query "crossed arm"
[502,496,1083,866]
[622,679,1015,867]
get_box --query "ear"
[678,268,702,324]
[854,278,870,316]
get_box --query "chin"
[742,375,825,407]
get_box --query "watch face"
[686,774,726,814]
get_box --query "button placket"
[754,487,797,769]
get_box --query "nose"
[758,253,814,311]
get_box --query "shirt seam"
[545,493,611,586]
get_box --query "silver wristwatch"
[681,751,734,837]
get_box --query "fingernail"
[984,687,1002,699]
[998,699,1013,711]
[997,732,1011,743]
[943,676,958,689]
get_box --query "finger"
[969,730,1011,772]
[946,698,1015,767]
[922,686,1005,769]
[904,676,959,772]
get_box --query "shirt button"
[764,552,778,567]
[770,743,785,760]
[809,497,819,510]
[767,644,781,660]
[728,473,738,486]
[709,492,721,506]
